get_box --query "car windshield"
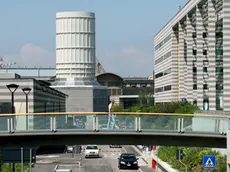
[86,146,98,149]
[121,154,136,160]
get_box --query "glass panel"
[98,114,136,131]
[140,115,179,131]
[13,114,52,132]
[0,116,9,132]
[55,114,91,130]
[183,116,228,133]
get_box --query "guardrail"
[1,111,230,118]
[0,112,228,135]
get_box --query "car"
[109,145,122,148]
[55,169,72,172]
[118,153,139,169]
[66,145,73,153]
[84,145,101,158]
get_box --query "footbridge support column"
[227,120,230,171]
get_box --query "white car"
[84,145,101,158]
[66,145,73,153]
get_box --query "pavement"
[32,145,157,172]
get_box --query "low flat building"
[0,73,67,131]
[96,72,154,109]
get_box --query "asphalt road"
[32,145,157,172]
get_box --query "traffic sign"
[181,98,187,102]
[202,155,216,169]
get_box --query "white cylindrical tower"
[56,12,96,81]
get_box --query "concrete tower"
[56,12,96,81]
[51,12,108,117]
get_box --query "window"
[193,84,197,90]
[155,51,171,65]
[216,32,223,37]
[121,154,136,161]
[155,87,163,93]
[164,51,171,60]
[203,67,208,72]
[216,84,223,90]
[192,32,197,38]
[155,57,163,65]
[216,67,223,73]
[216,49,223,55]
[203,60,209,65]
[164,85,171,91]
[203,50,207,55]
[155,72,163,79]
[203,32,207,38]
[193,49,197,55]
[164,68,171,75]
[193,67,197,73]
[86,146,98,149]
[203,84,208,89]
[155,34,171,51]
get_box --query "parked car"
[118,153,139,169]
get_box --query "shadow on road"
[36,145,67,155]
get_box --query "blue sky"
[0,0,187,77]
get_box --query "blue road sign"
[181,98,187,102]
[202,155,216,169]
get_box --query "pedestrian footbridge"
[0,112,228,148]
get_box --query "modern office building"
[154,0,229,110]
[0,73,67,130]
[51,12,108,114]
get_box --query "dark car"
[118,153,139,169]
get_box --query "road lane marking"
[138,168,144,172]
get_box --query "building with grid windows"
[154,0,230,110]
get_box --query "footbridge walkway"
[0,112,228,148]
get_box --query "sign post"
[21,147,24,172]
[202,155,216,169]
[29,148,32,172]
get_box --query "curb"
[130,145,148,164]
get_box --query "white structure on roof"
[56,12,96,81]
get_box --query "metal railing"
[0,112,228,135]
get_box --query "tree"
[139,91,154,106]
[112,104,123,112]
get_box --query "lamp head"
[6,84,19,93]
[22,87,32,95]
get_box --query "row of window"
[155,51,171,65]
[192,67,223,73]
[192,84,223,90]
[155,68,171,79]
[155,85,172,93]
[155,34,171,51]
[192,49,223,56]
[192,32,223,38]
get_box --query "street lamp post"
[6,83,19,172]
[6,84,19,113]
[22,87,31,130]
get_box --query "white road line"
[122,147,144,172]
[122,147,127,153]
